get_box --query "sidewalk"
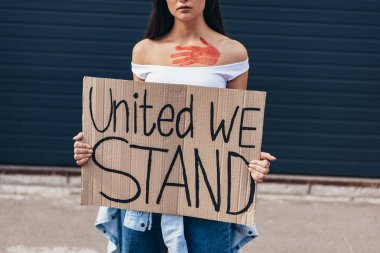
[0,172,379,253]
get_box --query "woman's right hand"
[73,132,93,166]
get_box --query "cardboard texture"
[81,76,266,226]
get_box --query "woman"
[73,0,276,252]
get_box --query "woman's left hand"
[248,152,276,183]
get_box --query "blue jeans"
[121,213,233,253]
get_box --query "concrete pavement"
[0,174,379,253]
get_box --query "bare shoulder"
[216,36,249,64]
[227,39,249,61]
[132,38,156,64]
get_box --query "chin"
[175,13,201,22]
[176,16,194,22]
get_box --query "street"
[0,179,379,253]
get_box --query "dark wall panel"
[0,0,379,178]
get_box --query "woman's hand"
[72,132,93,166]
[248,152,276,183]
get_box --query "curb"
[1,165,380,202]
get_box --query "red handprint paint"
[170,37,221,66]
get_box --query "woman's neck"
[166,16,211,44]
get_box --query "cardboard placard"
[81,76,266,226]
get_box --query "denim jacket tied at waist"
[95,207,258,253]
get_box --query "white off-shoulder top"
[131,57,249,88]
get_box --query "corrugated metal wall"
[0,0,379,177]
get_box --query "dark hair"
[144,0,228,39]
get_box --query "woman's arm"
[226,71,249,90]
[131,39,150,82]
